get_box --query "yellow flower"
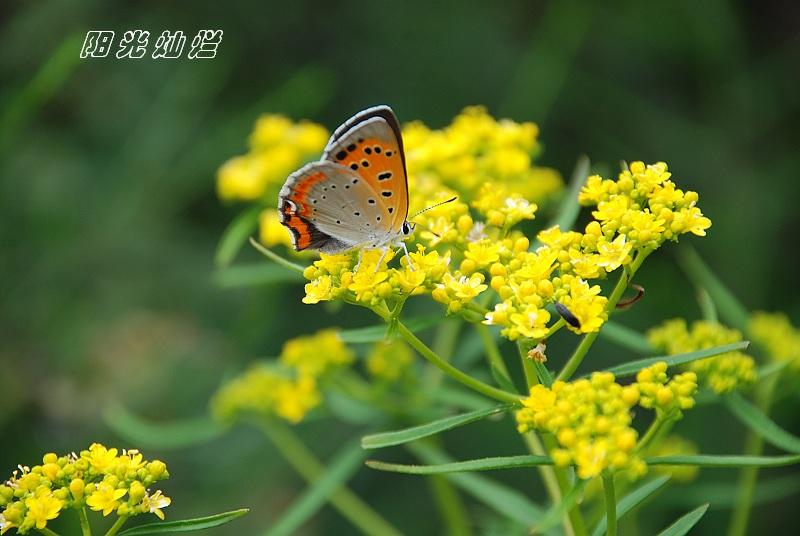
[86,443,119,472]
[23,494,62,530]
[141,490,171,520]
[367,340,414,381]
[560,278,607,333]
[509,305,551,339]
[442,272,488,301]
[596,235,632,271]
[464,240,502,268]
[348,265,390,303]
[302,275,334,304]
[86,482,127,516]
[280,329,354,377]
[636,362,697,416]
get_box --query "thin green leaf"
[724,391,800,453]
[655,504,709,536]
[645,454,800,468]
[407,443,544,526]
[547,155,591,234]
[366,454,553,474]
[215,207,261,268]
[117,509,249,535]
[600,341,750,378]
[591,475,671,536]
[533,361,554,388]
[214,262,302,288]
[532,478,588,534]
[362,404,512,449]
[661,474,800,508]
[600,321,655,354]
[248,237,306,274]
[264,441,365,536]
[678,246,750,332]
[103,405,225,450]
[339,315,443,344]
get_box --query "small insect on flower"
[555,302,581,329]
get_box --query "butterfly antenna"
[410,196,458,219]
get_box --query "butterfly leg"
[372,246,390,274]
[354,250,365,273]
[401,241,415,271]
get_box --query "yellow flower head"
[367,340,414,382]
[23,494,62,529]
[648,319,757,393]
[749,311,800,369]
[86,482,127,516]
[517,373,645,480]
[280,329,354,377]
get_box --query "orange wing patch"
[280,171,330,250]
[329,137,408,231]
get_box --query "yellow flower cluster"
[477,161,709,341]
[211,330,354,424]
[648,319,757,393]
[217,115,328,202]
[367,340,414,382]
[302,247,450,307]
[403,106,562,210]
[300,161,710,344]
[517,363,699,480]
[636,362,698,417]
[516,372,644,480]
[579,161,711,248]
[0,444,170,534]
[233,109,709,344]
[749,311,800,369]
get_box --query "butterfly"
[278,105,415,268]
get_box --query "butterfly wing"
[278,161,393,253]
[322,106,409,234]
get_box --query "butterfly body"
[278,106,412,260]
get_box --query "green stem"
[515,343,585,536]
[477,324,511,379]
[635,413,674,455]
[602,473,617,536]
[727,375,778,536]
[248,237,306,274]
[79,507,92,536]
[103,517,127,536]
[261,420,403,536]
[393,319,521,404]
[557,249,651,381]
[523,432,573,536]
[36,528,61,536]
[428,475,473,536]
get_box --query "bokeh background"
[2,0,799,534]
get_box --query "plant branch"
[557,248,652,381]
[393,319,521,404]
[602,473,617,536]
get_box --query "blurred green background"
[2,0,799,534]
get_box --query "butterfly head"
[401,221,415,237]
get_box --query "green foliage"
[116,510,249,535]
